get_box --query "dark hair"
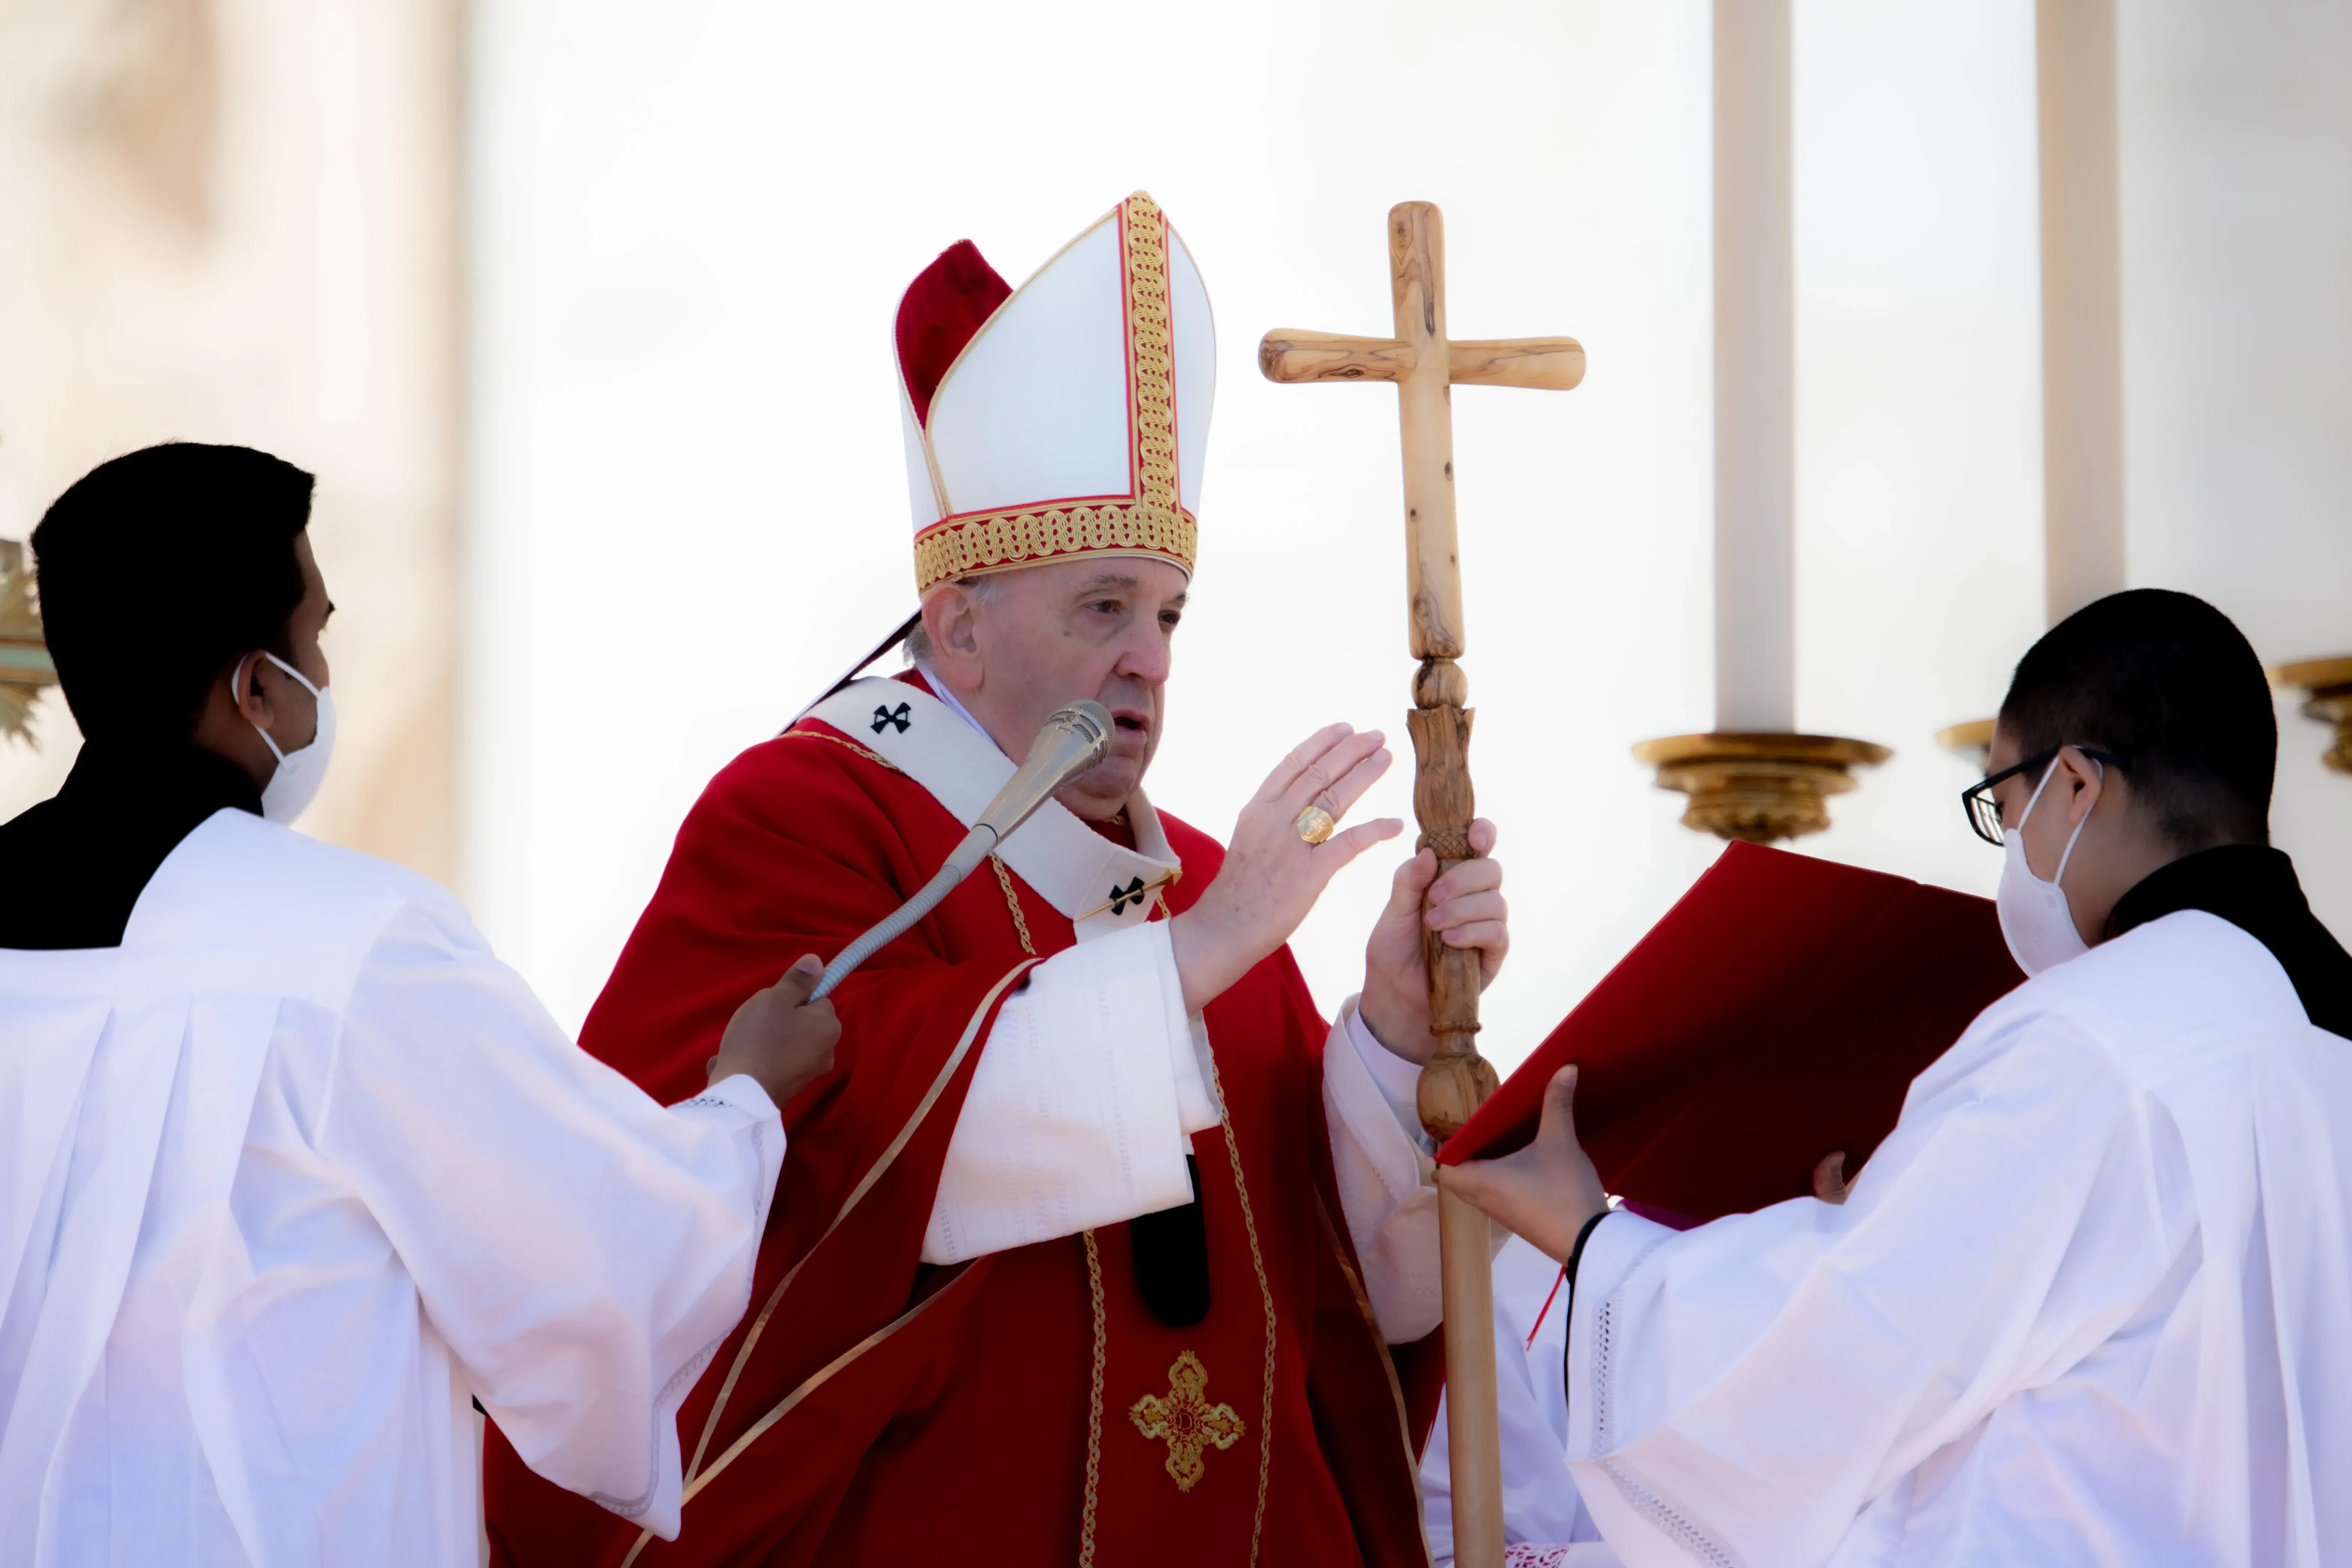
[30,443,314,742]
[1998,588,2275,849]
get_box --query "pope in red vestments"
[484,192,1512,1567]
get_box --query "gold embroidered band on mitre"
[913,501,1196,592]
[912,192,1194,594]
[1128,1349,1246,1494]
[1120,191,1182,525]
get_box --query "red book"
[1437,842,2024,1222]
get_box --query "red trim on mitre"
[895,240,1012,427]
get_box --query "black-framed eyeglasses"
[1961,744,2126,846]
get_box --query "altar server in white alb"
[0,444,842,1566]
[1447,589,2352,1568]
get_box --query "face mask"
[239,651,336,824]
[1995,753,2098,976]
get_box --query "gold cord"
[989,855,1036,956]
[1078,1230,1107,1566]
[1203,1049,1276,1568]
[1313,1193,1437,1563]
[786,729,901,772]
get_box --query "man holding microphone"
[0,442,840,1566]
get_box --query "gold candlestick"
[2270,657,2352,776]
[1934,719,1996,772]
[1634,732,1890,845]
[0,541,57,747]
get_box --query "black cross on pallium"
[1108,877,1148,915]
[870,702,912,735]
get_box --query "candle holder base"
[0,540,57,748]
[2271,657,2352,776]
[1935,719,1995,771]
[1633,732,1891,845]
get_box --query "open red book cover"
[1436,842,2025,1222]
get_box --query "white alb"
[1563,910,2352,1567]
[0,810,783,1566]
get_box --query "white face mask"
[239,650,336,825]
[1995,753,2100,977]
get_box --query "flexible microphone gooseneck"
[810,699,1114,999]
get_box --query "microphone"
[811,700,1114,999]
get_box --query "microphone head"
[1038,699,1115,767]
[973,699,1118,842]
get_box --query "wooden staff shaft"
[1392,199,1508,1568]
[1440,1190,1504,1567]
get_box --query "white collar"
[806,677,1180,939]
[912,659,990,740]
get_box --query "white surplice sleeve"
[923,921,1221,1264]
[922,937,1455,1340]
[1562,1015,2193,1568]
[1322,995,1450,1341]
[320,900,783,1543]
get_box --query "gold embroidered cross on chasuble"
[1128,1351,1246,1493]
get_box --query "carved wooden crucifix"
[1260,202,1584,1568]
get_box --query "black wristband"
[1559,1207,1613,1406]
[1563,1206,1611,1291]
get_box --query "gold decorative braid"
[913,501,1195,593]
[1078,1229,1107,1567]
[1120,192,1181,520]
[676,961,1040,1510]
[1203,1047,1277,1568]
[619,1268,978,1568]
[786,728,902,773]
[989,855,1036,956]
[1313,1192,1440,1568]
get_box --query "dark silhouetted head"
[1999,588,2275,849]
[31,443,315,743]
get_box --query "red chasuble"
[483,675,1438,1567]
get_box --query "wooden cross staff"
[1260,202,1583,1568]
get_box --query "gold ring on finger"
[1294,805,1336,845]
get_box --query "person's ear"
[921,588,985,690]
[2060,744,2107,828]
[228,653,277,731]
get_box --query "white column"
[2037,0,2128,623]
[1713,0,1797,733]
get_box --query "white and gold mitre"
[895,192,1216,594]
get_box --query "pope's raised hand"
[1439,1065,1609,1263]
[708,955,842,1109]
[1170,724,1403,1016]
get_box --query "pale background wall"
[2,0,2344,1082]
[0,0,463,888]
[2116,0,2352,942]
